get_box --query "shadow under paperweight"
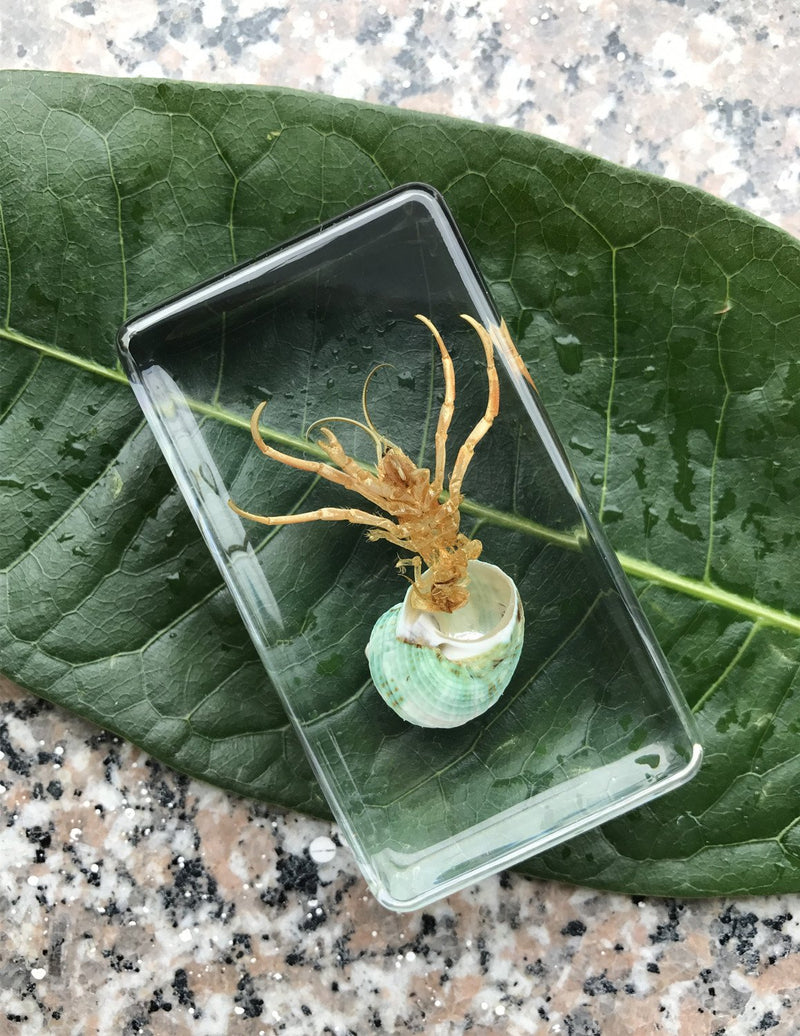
[118,183,702,911]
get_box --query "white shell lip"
[395,560,522,662]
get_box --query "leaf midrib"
[5,322,800,638]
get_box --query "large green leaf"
[2,70,800,896]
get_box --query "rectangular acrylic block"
[118,184,701,911]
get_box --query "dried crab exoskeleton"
[228,314,525,728]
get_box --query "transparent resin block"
[118,184,701,911]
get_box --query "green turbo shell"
[365,561,524,729]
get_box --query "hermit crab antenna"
[243,401,354,489]
[361,363,399,458]
[447,314,500,502]
[415,313,456,493]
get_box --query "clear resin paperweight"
[118,184,701,911]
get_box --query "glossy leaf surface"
[1,71,800,895]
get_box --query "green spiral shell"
[365,562,524,729]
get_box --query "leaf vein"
[704,275,732,582]
[692,621,762,714]
[0,196,11,329]
[598,246,618,522]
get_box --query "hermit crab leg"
[245,401,360,493]
[394,553,425,585]
[228,404,393,520]
[415,314,456,493]
[244,405,397,511]
[228,499,400,532]
[447,314,500,502]
[229,399,419,523]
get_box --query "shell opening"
[396,561,519,662]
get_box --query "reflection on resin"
[228,314,525,728]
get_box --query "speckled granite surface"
[2,2,800,1033]
[3,0,799,239]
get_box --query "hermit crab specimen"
[228,314,524,728]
